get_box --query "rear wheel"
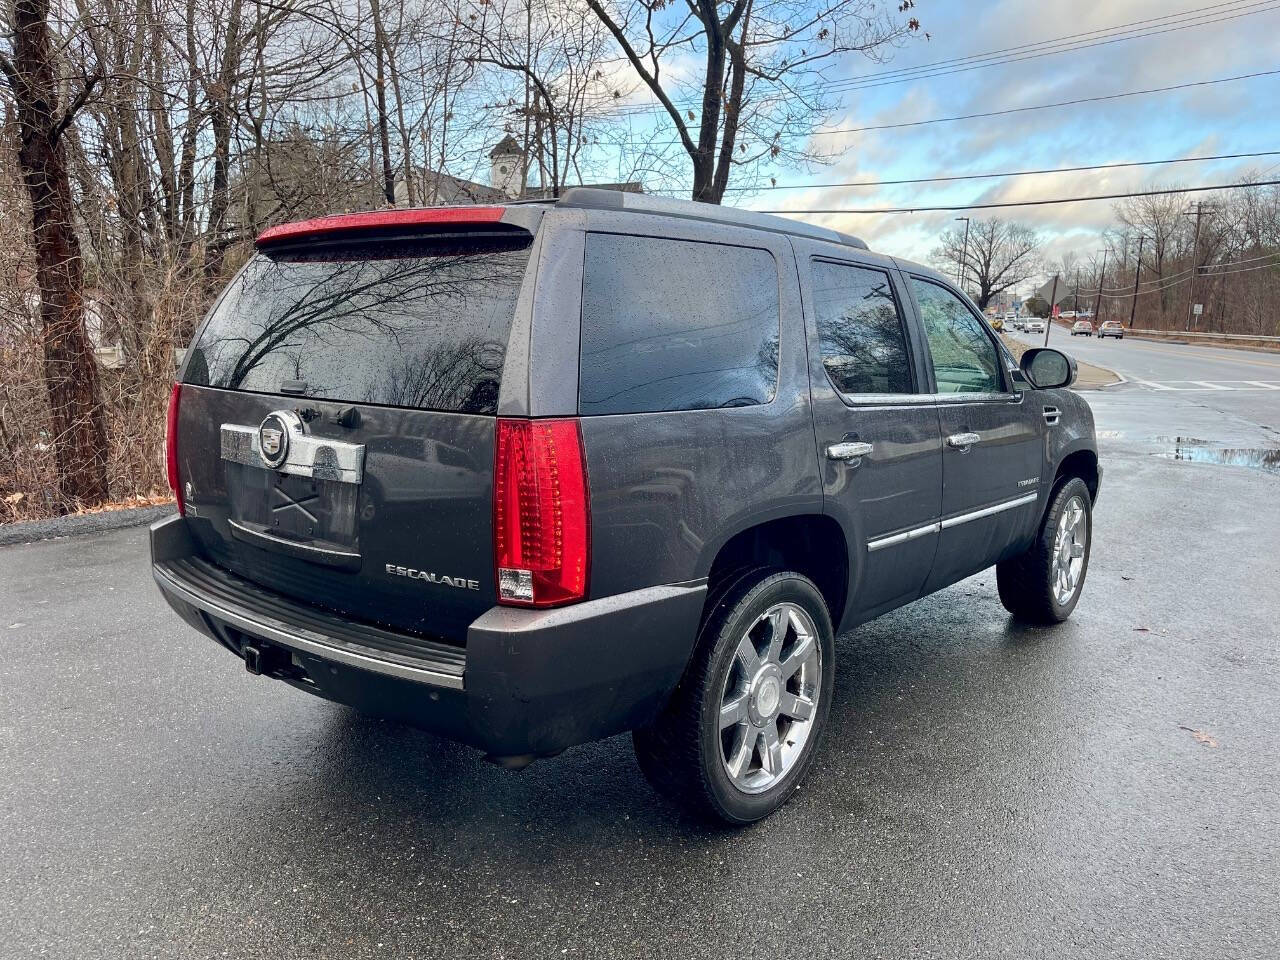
[633,569,835,824]
[997,477,1092,624]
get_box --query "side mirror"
[1020,347,1077,389]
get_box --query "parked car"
[1025,319,1047,334]
[1098,321,1125,339]
[152,190,1100,824]
[1072,320,1094,337]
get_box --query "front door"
[797,244,943,625]
[903,275,1045,594]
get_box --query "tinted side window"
[579,234,779,415]
[811,260,913,395]
[910,278,1004,394]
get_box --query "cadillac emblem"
[258,412,295,469]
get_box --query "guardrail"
[1127,328,1280,343]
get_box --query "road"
[1010,325,1280,426]
[3,339,1279,959]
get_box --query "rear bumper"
[150,515,706,757]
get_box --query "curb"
[1086,367,1127,390]
[0,504,175,548]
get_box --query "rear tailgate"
[175,224,536,644]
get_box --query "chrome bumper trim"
[153,564,464,690]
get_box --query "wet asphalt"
[3,340,1279,959]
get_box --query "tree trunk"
[204,0,243,279]
[370,0,396,206]
[9,0,110,508]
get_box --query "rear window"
[184,237,531,414]
[579,233,779,415]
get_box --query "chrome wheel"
[1052,495,1088,605]
[717,602,821,794]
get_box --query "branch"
[584,0,697,158]
[52,74,102,144]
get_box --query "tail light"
[165,382,185,516]
[493,418,589,607]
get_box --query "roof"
[254,187,871,253]
[557,187,869,250]
[489,135,523,159]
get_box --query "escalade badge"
[258,412,293,469]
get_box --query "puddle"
[1156,442,1280,473]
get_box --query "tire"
[997,476,1093,624]
[633,569,836,824]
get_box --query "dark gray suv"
[152,189,1099,823]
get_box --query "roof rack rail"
[556,187,868,250]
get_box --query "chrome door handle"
[946,432,981,451]
[827,441,874,463]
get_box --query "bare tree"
[460,0,614,195]
[584,0,920,203]
[1,0,110,508]
[933,218,1041,310]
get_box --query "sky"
[586,0,1280,295]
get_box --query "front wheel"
[997,477,1093,624]
[633,569,835,824]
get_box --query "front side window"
[811,260,913,395]
[579,234,779,415]
[910,278,1004,394]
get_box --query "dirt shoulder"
[1000,333,1121,389]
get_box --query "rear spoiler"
[256,207,520,247]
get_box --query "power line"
[703,150,1280,194]
[637,69,1280,148]
[1098,253,1280,297]
[591,0,1278,119]
[754,178,1280,215]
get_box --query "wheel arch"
[702,513,850,631]
[1053,445,1100,502]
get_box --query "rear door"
[176,227,536,643]
[901,273,1045,594]
[795,240,943,623]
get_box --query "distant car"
[1025,319,1046,334]
[1071,320,1093,337]
[1061,311,1076,320]
[1098,321,1125,339]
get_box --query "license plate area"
[226,464,361,569]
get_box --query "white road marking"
[1130,379,1280,392]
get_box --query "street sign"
[1193,303,1203,315]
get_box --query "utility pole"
[1073,268,1080,314]
[1129,235,1146,328]
[955,217,971,293]
[1183,201,1216,331]
[1045,274,1059,346]
[1092,249,1108,324]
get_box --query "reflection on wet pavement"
[1155,438,1280,473]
